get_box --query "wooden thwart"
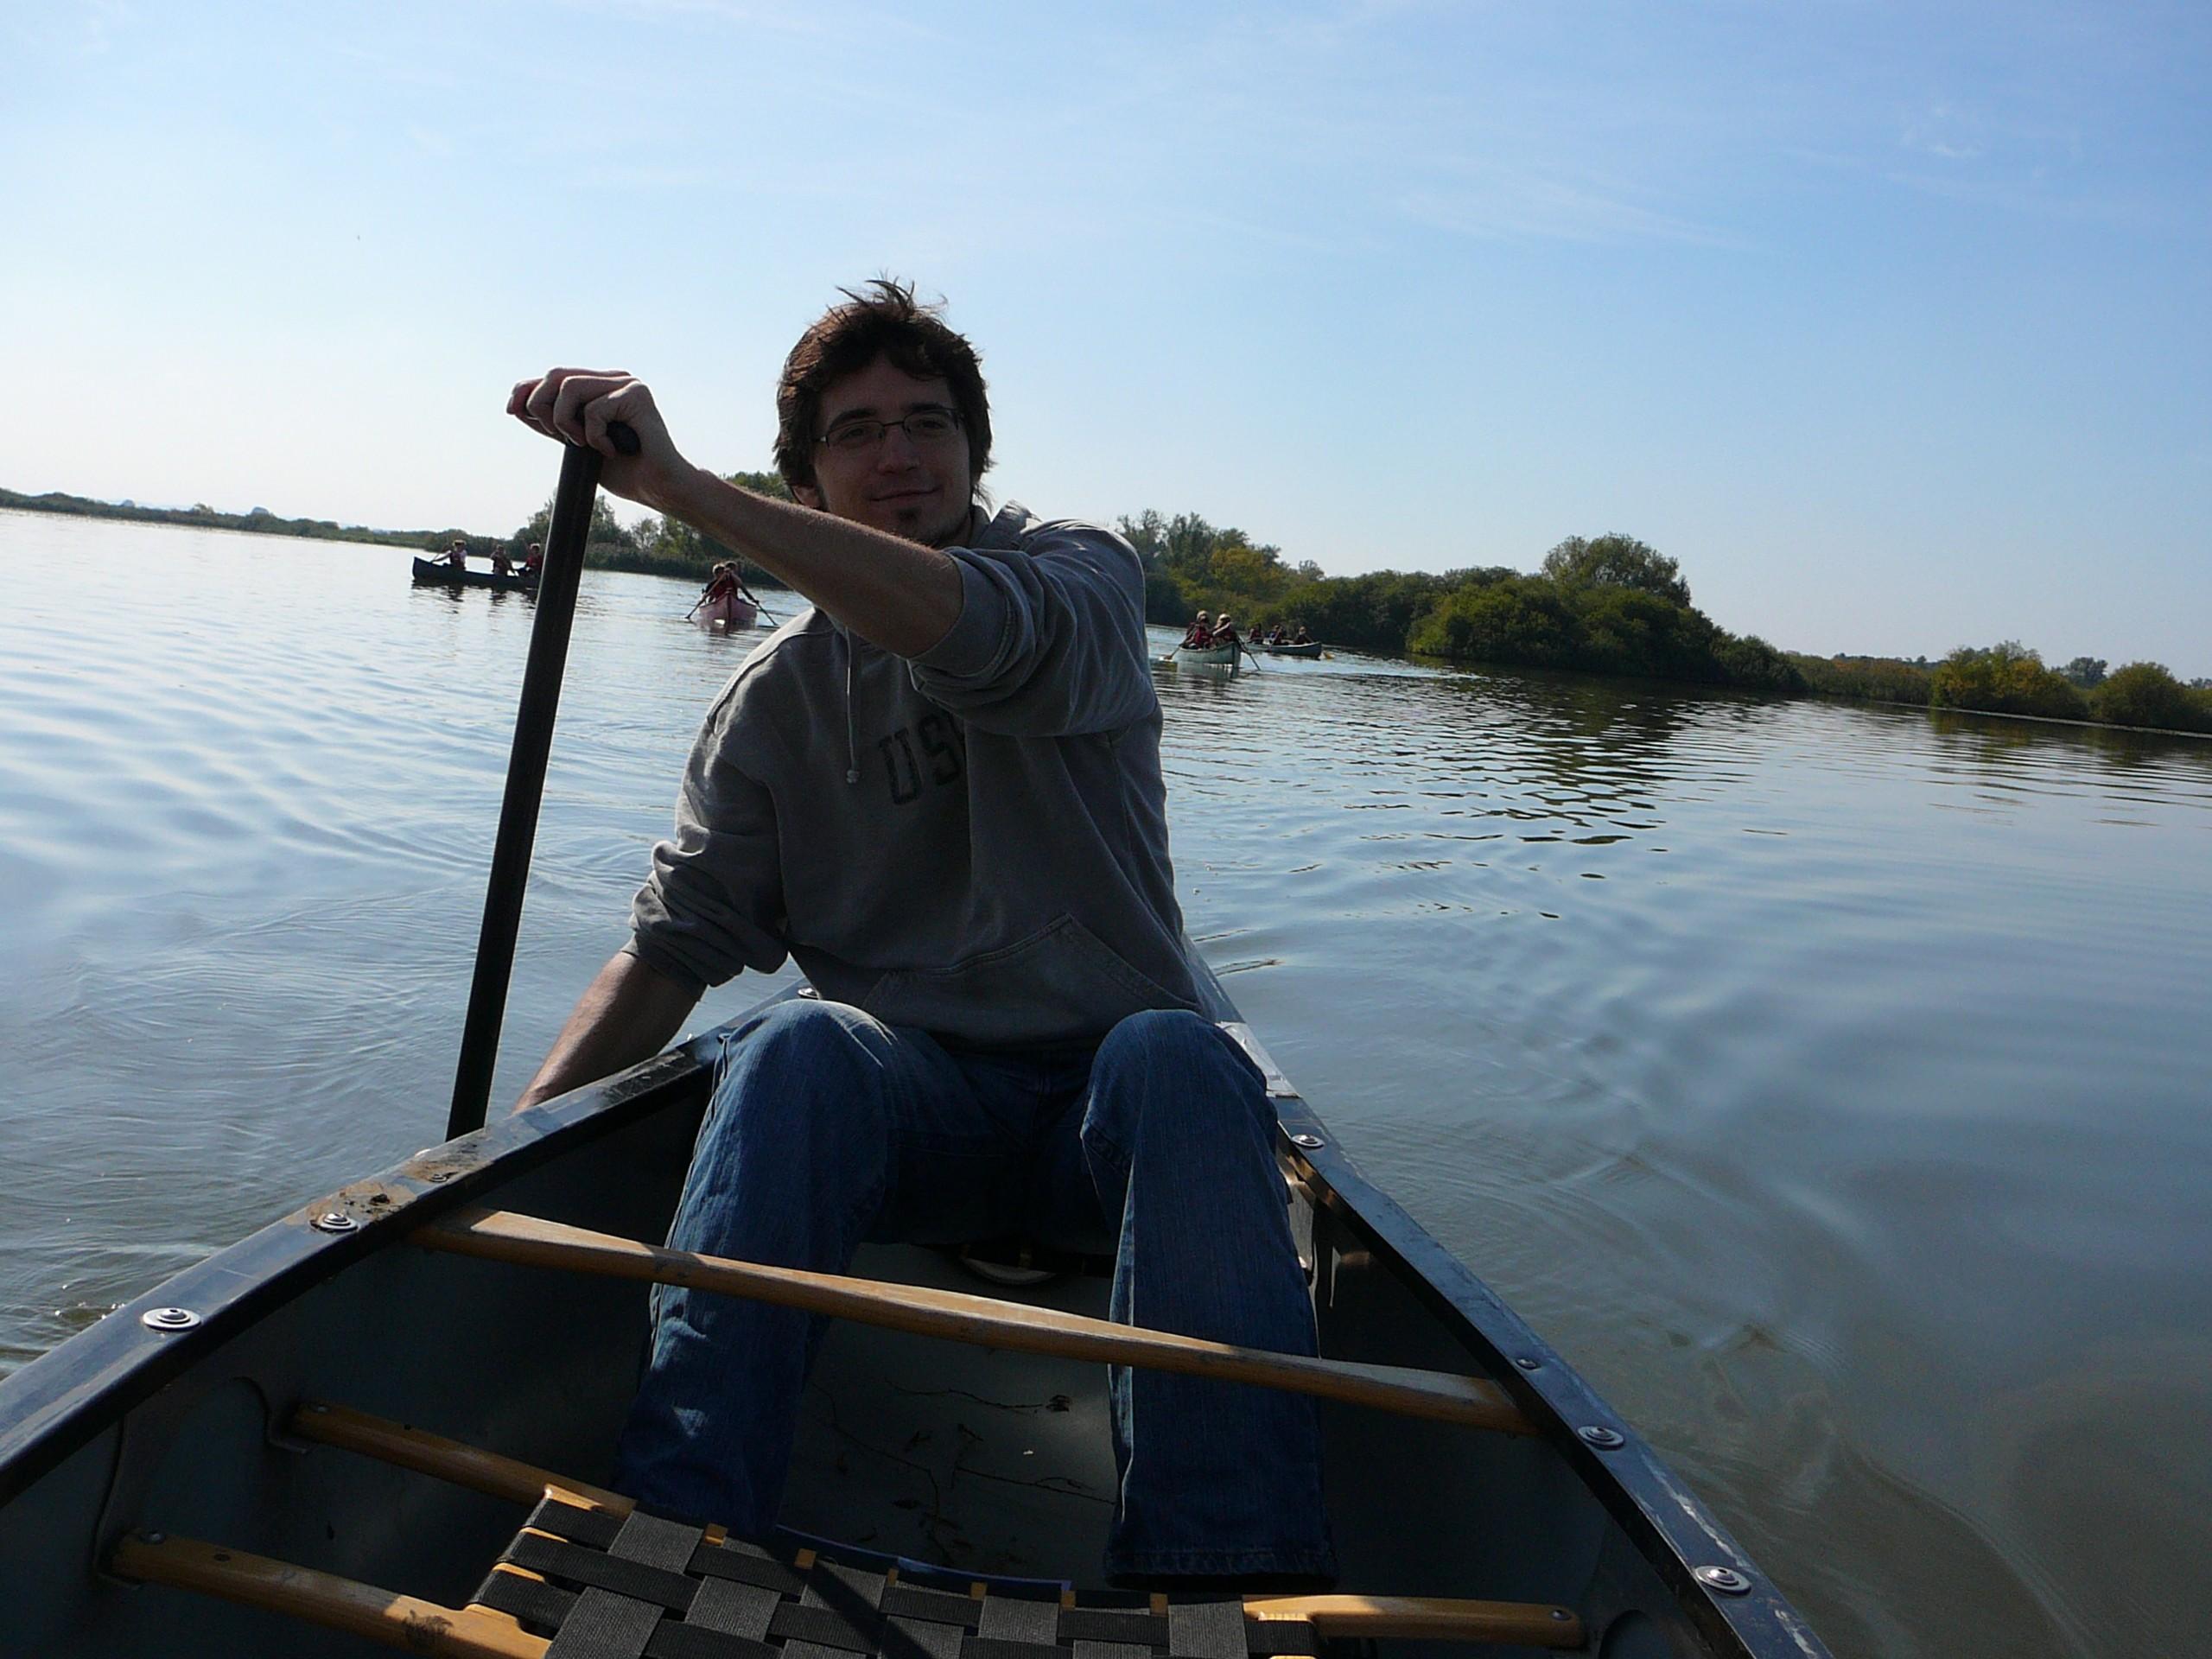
[416,1207,1535,1435]
[111,1533,548,1659]
[289,1399,636,1516]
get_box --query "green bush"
[1573,585,1725,681]
[1789,655,1935,703]
[1715,635,1810,694]
[1408,576,1580,667]
[1929,643,2089,721]
[2090,662,2207,732]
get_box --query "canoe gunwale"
[1268,1103,1809,1657]
[0,983,1826,1657]
[0,1042,714,1513]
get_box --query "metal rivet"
[141,1306,200,1332]
[1550,1609,1571,1622]
[427,1171,453,1184]
[312,1211,359,1234]
[1289,1133,1324,1149]
[1577,1425,1625,1449]
[1515,1356,1542,1370]
[1694,1566,1752,1596]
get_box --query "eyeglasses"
[817,406,963,453]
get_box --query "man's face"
[794,356,973,547]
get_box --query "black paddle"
[446,422,638,1139]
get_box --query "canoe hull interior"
[0,1001,1823,1658]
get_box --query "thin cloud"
[1398,167,1737,249]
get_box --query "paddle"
[446,423,638,1140]
[733,575,778,624]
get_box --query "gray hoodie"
[626,501,1198,1046]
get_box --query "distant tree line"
[1122,517,1806,692]
[1790,644,2212,733]
[0,486,471,552]
[12,480,2205,734]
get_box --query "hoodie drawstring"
[842,628,860,785]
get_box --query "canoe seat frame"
[106,1400,1586,1656]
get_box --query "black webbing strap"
[547,1511,710,1659]
[476,1568,579,1629]
[1238,1625,1319,1659]
[1167,1604,1247,1659]
[882,1584,984,1629]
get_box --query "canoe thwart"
[416,1207,1535,1435]
[289,1399,636,1516]
[109,1531,549,1657]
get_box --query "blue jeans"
[614,998,1335,1581]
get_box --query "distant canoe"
[1173,642,1241,671]
[411,557,535,593]
[1252,641,1323,658]
[696,589,760,632]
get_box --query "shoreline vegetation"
[8,486,2208,737]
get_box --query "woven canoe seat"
[474,1493,1320,1659]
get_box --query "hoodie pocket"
[865,913,1187,1046]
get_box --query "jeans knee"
[709,999,891,1153]
[1090,1008,1271,1152]
[1097,1007,1224,1071]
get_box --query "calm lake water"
[3,508,2209,1656]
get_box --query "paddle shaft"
[447,427,636,1139]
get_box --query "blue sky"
[5,1,2208,672]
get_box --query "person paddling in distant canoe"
[699,561,741,608]
[1181,609,1213,648]
[491,550,515,577]
[443,539,468,569]
[505,279,1332,1587]
[1292,622,1311,645]
[522,541,544,578]
[1212,612,1242,652]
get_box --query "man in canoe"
[522,541,544,578]
[443,538,468,569]
[506,280,1332,1586]
[1182,609,1214,648]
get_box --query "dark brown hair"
[773,279,992,496]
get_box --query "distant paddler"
[442,538,468,570]
[1179,610,1214,649]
